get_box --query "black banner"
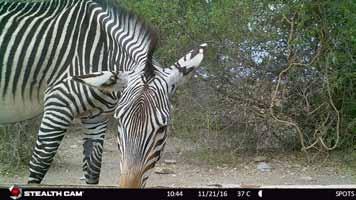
[1,186,356,200]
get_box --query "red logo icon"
[9,185,22,200]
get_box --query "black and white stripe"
[115,44,206,188]
[0,0,206,187]
[0,0,154,103]
[28,71,129,184]
[0,0,156,185]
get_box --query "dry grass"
[0,117,40,173]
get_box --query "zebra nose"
[119,174,142,188]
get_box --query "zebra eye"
[170,84,176,93]
[157,126,167,133]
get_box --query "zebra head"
[114,43,207,188]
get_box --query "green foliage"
[119,0,355,153]
[119,0,248,66]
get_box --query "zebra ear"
[71,71,129,93]
[169,43,207,86]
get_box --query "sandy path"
[0,128,354,187]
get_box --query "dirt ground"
[0,128,354,187]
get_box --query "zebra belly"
[0,95,44,124]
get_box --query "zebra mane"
[144,28,158,80]
[97,0,158,79]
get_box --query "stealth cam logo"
[9,185,22,200]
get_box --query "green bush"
[119,0,356,154]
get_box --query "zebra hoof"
[85,180,99,185]
[27,181,40,185]
[83,175,99,184]
[28,178,41,184]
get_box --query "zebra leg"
[28,110,73,184]
[81,115,108,184]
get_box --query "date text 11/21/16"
[166,190,254,198]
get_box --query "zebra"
[115,43,207,187]
[0,0,206,187]
[30,71,129,184]
[0,0,153,184]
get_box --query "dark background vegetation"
[119,0,356,162]
[1,0,355,172]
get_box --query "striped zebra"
[0,0,206,187]
[0,0,152,184]
[116,44,206,187]
[32,71,129,184]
